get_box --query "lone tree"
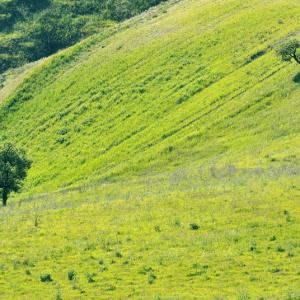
[277,39,300,64]
[0,143,31,207]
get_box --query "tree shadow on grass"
[293,72,300,84]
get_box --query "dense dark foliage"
[277,39,300,64]
[0,0,167,73]
[0,143,31,207]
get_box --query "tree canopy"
[0,0,167,73]
[0,143,31,207]
[277,39,300,64]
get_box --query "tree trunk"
[2,190,8,207]
[292,49,300,64]
[295,56,300,64]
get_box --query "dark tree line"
[0,0,167,73]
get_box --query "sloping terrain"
[0,0,299,299]
[0,0,299,194]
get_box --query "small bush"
[23,258,35,267]
[270,267,281,273]
[277,246,285,252]
[138,266,153,275]
[25,269,31,275]
[86,273,96,283]
[249,241,257,252]
[115,251,122,258]
[248,50,266,62]
[155,225,161,232]
[293,72,300,84]
[40,273,53,282]
[34,215,39,227]
[148,272,156,284]
[56,137,66,144]
[190,223,199,230]
[176,94,189,105]
[100,265,108,272]
[68,270,76,281]
[57,128,68,135]
[167,146,174,152]
[55,290,63,300]
[98,259,105,265]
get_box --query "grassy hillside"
[0,0,299,298]
[1,0,299,194]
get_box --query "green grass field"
[0,0,299,298]
[0,166,299,299]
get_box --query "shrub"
[249,50,266,61]
[57,128,68,135]
[40,273,53,282]
[248,240,258,252]
[98,259,105,265]
[68,270,76,281]
[190,223,199,230]
[270,267,281,273]
[277,246,285,252]
[155,225,161,232]
[114,251,122,258]
[148,272,156,284]
[56,137,66,144]
[100,265,108,272]
[55,290,63,300]
[86,272,96,283]
[23,258,35,267]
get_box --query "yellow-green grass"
[0,59,48,103]
[0,0,300,298]
[0,166,299,299]
[0,0,299,194]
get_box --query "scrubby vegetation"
[0,0,167,73]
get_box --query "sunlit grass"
[0,0,299,194]
[0,164,299,299]
[0,0,299,298]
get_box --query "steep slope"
[1,0,299,194]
